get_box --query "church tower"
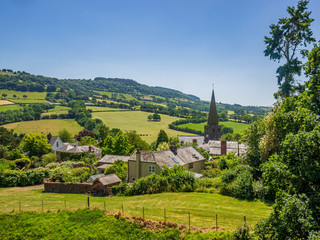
[204,87,221,142]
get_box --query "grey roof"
[49,136,60,146]
[97,163,112,170]
[94,174,121,186]
[56,143,75,152]
[99,155,131,164]
[88,174,105,182]
[178,136,205,145]
[128,146,205,168]
[66,145,101,154]
[198,140,248,156]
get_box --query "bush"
[202,167,221,178]
[252,180,264,199]
[105,160,128,181]
[232,223,251,240]
[232,170,253,199]
[0,168,49,187]
[49,167,72,182]
[41,153,58,166]
[0,159,16,171]
[14,158,31,170]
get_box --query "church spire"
[207,86,219,126]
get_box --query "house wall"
[52,138,64,154]
[128,161,161,183]
[183,160,205,173]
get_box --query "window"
[56,142,59,147]
[189,163,193,169]
[148,165,155,173]
[132,177,136,182]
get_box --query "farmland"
[42,105,71,116]
[86,106,128,112]
[92,111,196,143]
[2,119,83,136]
[0,104,21,112]
[0,185,272,231]
[0,89,48,103]
[179,121,249,134]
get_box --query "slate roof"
[128,146,205,168]
[49,136,60,146]
[177,136,205,145]
[88,174,105,182]
[99,155,131,164]
[56,145,102,159]
[94,174,121,186]
[198,140,247,156]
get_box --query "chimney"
[47,133,52,142]
[136,148,141,180]
[221,141,227,155]
[89,146,92,152]
[170,143,178,155]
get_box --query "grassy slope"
[0,89,48,103]
[86,106,128,112]
[92,111,196,143]
[0,104,21,112]
[42,106,71,116]
[2,119,83,136]
[0,186,271,230]
[179,121,249,134]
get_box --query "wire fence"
[3,196,250,231]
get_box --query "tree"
[79,136,97,146]
[125,130,149,151]
[156,130,169,147]
[2,93,7,98]
[98,123,109,142]
[104,160,128,181]
[20,133,52,157]
[156,142,169,151]
[113,131,131,155]
[58,129,74,143]
[23,95,27,99]
[0,145,9,159]
[75,129,95,141]
[264,0,315,98]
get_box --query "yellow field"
[92,111,195,143]
[2,119,83,136]
[0,100,14,105]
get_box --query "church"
[178,88,247,156]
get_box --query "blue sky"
[1,0,320,106]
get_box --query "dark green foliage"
[0,145,9,159]
[14,157,31,170]
[264,0,315,97]
[0,127,21,150]
[156,129,169,147]
[0,159,16,171]
[20,133,52,158]
[232,224,251,240]
[112,165,196,196]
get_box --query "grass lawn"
[179,121,249,134]
[92,111,196,143]
[1,119,83,136]
[0,186,271,231]
[0,104,21,112]
[0,89,48,103]
[42,106,71,116]
[86,106,129,112]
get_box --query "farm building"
[97,154,131,173]
[91,174,121,196]
[127,146,205,183]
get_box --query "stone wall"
[44,181,93,194]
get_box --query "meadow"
[0,89,48,103]
[1,119,83,136]
[0,185,271,231]
[92,111,196,143]
[179,121,249,134]
[86,106,128,112]
[0,104,21,112]
[41,105,71,116]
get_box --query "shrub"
[232,223,251,240]
[252,180,264,199]
[41,153,58,166]
[14,158,31,170]
[232,170,253,199]
[0,168,49,187]
[49,167,72,182]
[202,167,221,178]
[0,159,16,171]
[104,160,128,181]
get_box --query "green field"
[94,91,136,101]
[2,119,83,136]
[0,89,48,103]
[92,111,195,143]
[42,106,71,116]
[0,104,21,112]
[0,186,271,230]
[86,106,129,112]
[179,121,249,134]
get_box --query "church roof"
[207,88,219,126]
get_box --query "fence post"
[87,196,90,209]
[164,208,166,223]
[143,206,144,219]
[188,211,190,231]
[122,204,124,215]
[19,201,21,212]
[216,214,218,231]
[42,200,44,212]
[104,201,106,211]
[244,216,246,224]
[65,200,66,210]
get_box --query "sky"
[1,0,320,106]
